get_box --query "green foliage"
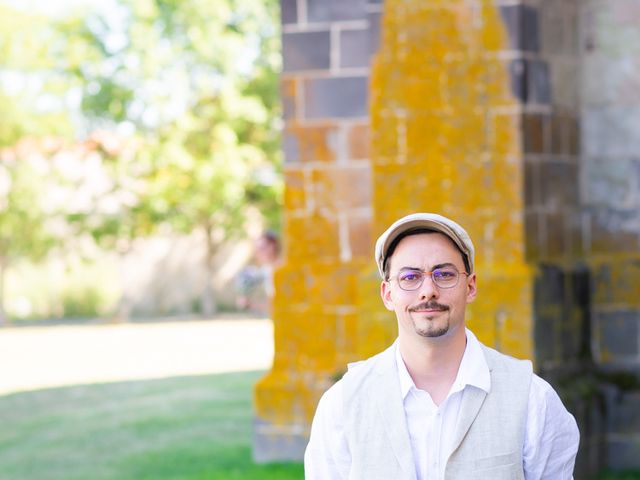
[0,153,56,264]
[4,256,119,322]
[55,0,283,248]
[0,5,74,146]
[0,0,283,319]
[60,285,108,318]
[0,371,303,480]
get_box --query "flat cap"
[374,212,475,278]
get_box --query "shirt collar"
[395,328,491,400]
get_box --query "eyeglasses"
[389,267,469,291]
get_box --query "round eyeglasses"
[389,267,469,291]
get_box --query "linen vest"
[342,342,532,480]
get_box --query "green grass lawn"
[2,370,639,480]
[0,371,303,480]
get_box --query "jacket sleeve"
[523,374,580,480]
[304,380,351,480]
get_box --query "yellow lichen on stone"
[367,0,534,359]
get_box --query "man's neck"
[398,329,467,405]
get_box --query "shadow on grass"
[0,371,302,480]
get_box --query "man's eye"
[400,272,421,282]
[435,269,456,279]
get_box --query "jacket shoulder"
[341,343,395,403]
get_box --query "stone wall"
[254,0,640,474]
[579,0,640,470]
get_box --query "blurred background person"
[235,231,281,316]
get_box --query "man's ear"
[466,273,477,304]
[380,280,395,311]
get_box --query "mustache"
[409,301,449,312]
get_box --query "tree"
[0,4,80,323]
[52,0,282,315]
[0,141,60,323]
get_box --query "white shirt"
[304,329,580,480]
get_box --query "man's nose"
[418,273,439,299]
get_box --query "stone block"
[500,4,540,52]
[284,123,340,163]
[545,211,567,259]
[499,5,520,50]
[487,111,520,156]
[524,158,539,208]
[583,107,640,158]
[368,11,382,55]
[534,310,559,363]
[560,317,582,361]
[509,59,527,102]
[307,0,366,23]
[304,76,368,119]
[605,437,640,470]
[592,257,640,307]
[527,60,551,105]
[281,78,298,121]
[253,418,308,462]
[283,31,331,72]
[285,213,340,260]
[348,213,373,259]
[282,131,299,163]
[571,267,591,322]
[311,165,371,212]
[583,158,640,209]
[550,114,579,155]
[608,391,640,435]
[595,309,639,358]
[549,59,580,110]
[347,123,370,159]
[522,5,540,52]
[568,116,580,155]
[566,211,587,259]
[524,210,542,261]
[588,208,640,254]
[523,113,547,154]
[280,0,298,25]
[581,54,640,107]
[536,264,565,305]
[340,28,370,69]
[283,168,307,211]
[540,161,579,210]
[539,1,565,54]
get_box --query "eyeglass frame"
[387,265,470,291]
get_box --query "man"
[304,212,579,479]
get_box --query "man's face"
[380,232,477,341]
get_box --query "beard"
[409,301,450,338]
[414,316,449,337]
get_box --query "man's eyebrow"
[432,262,457,270]
[398,262,458,271]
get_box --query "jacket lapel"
[448,380,488,455]
[372,344,417,480]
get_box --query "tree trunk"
[0,258,7,326]
[200,225,217,318]
[111,249,132,323]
